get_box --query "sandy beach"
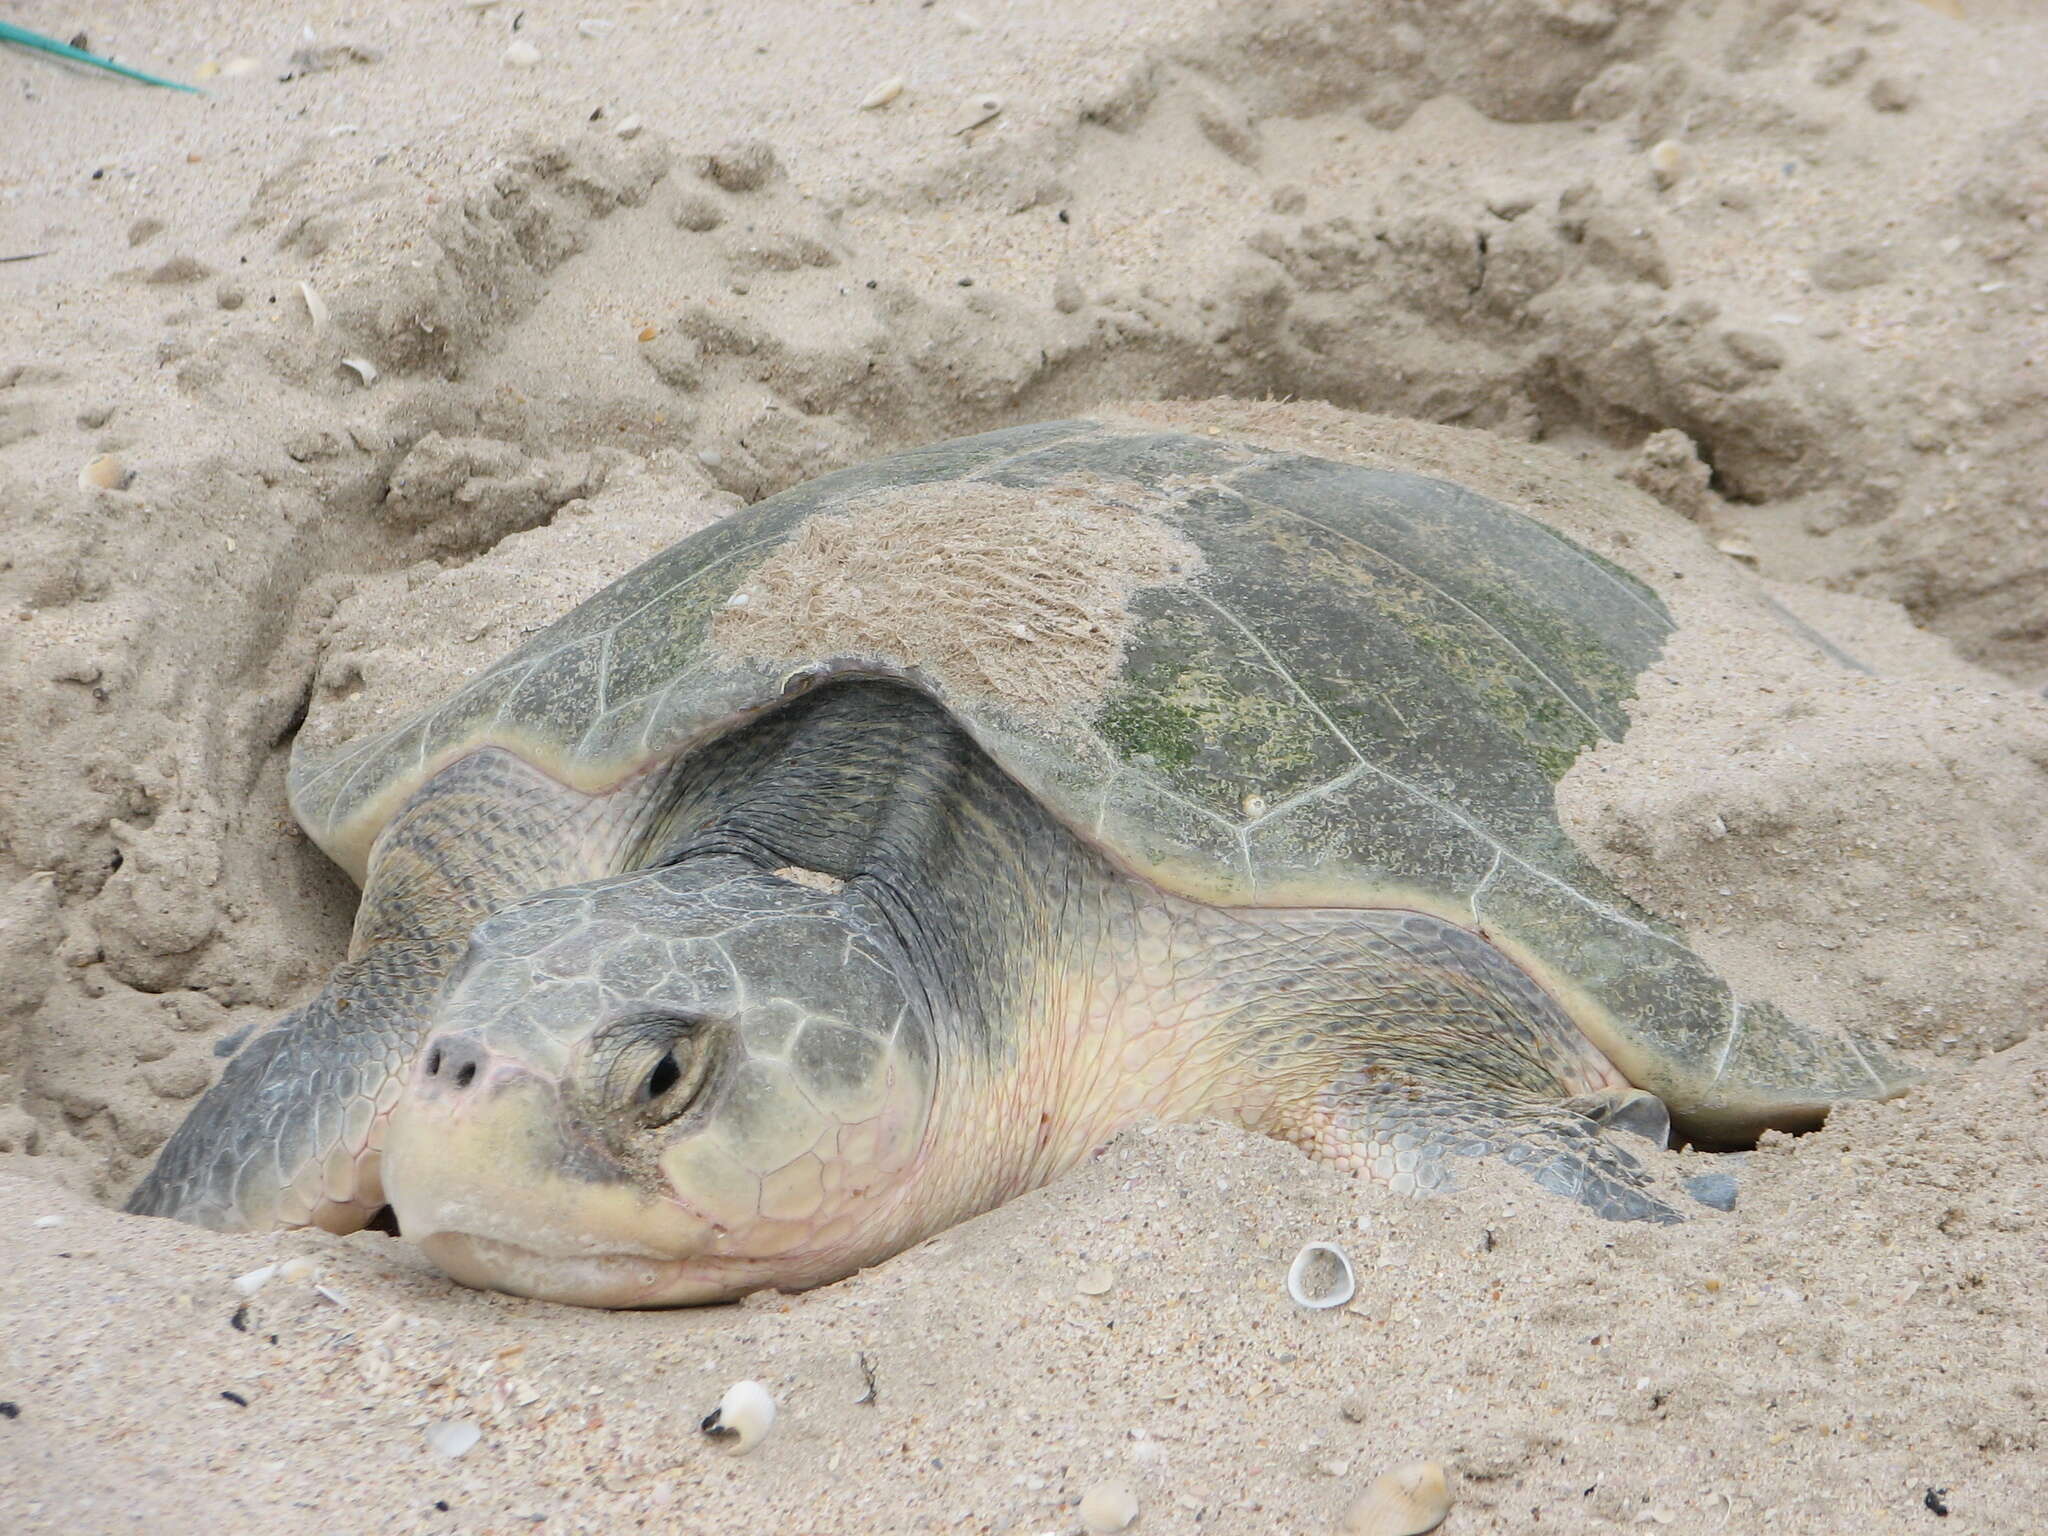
[3,1,2045,1531]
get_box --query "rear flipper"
[1304,1070,1687,1224]
[123,939,448,1233]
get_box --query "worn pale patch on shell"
[772,865,845,894]
[711,476,1202,726]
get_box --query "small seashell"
[277,1256,318,1283]
[1648,140,1686,190]
[1287,1243,1356,1309]
[951,94,1003,134]
[577,18,616,38]
[1714,538,1758,564]
[232,1263,278,1297]
[1241,792,1267,818]
[1075,1264,1114,1296]
[340,357,378,386]
[78,454,127,492]
[1338,1461,1452,1536]
[32,1214,64,1228]
[614,114,643,140]
[424,1419,481,1458]
[726,591,750,607]
[859,75,905,110]
[701,1379,775,1454]
[221,56,261,77]
[1079,1483,1138,1533]
[503,39,542,68]
[296,281,329,333]
[637,324,658,343]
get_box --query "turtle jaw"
[415,1232,746,1309]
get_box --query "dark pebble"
[221,1390,248,1407]
[0,1401,19,1419]
[1684,1171,1739,1211]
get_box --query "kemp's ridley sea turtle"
[128,418,1910,1306]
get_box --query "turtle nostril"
[420,1037,491,1093]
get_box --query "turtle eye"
[595,1014,713,1129]
[643,1051,682,1103]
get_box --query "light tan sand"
[3,1,2046,1532]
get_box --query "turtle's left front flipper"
[123,938,454,1232]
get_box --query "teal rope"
[0,18,203,93]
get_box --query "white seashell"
[296,281,329,333]
[726,592,750,607]
[614,114,644,140]
[701,1379,775,1454]
[423,1419,481,1458]
[32,1214,64,1228]
[1241,792,1267,818]
[1079,1483,1138,1533]
[277,1257,318,1283]
[78,454,127,491]
[951,94,1003,134]
[340,357,378,386]
[503,40,542,68]
[1648,139,1686,190]
[221,56,261,77]
[577,19,616,38]
[1337,1461,1452,1536]
[1075,1264,1114,1296]
[232,1263,278,1296]
[859,75,905,110]
[1286,1242,1356,1309]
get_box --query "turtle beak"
[381,1034,721,1306]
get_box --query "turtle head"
[379,856,935,1307]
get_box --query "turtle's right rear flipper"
[123,939,451,1233]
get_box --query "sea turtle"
[127,417,1910,1306]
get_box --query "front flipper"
[1306,1069,1686,1224]
[124,939,451,1232]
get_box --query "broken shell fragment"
[1286,1242,1356,1309]
[231,1263,278,1297]
[1075,1264,1114,1296]
[859,75,905,110]
[1079,1483,1139,1533]
[276,1256,318,1283]
[951,94,1003,134]
[296,281,329,333]
[1337,1461,1452,1536]
[424,1419,481,1458]
[78,454,128,491]
[340,357,378,386]
[701,1379,775,1454]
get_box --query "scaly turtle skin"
[127,419,1910,1306]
